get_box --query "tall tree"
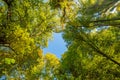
[62,0,120,66]
[0,0,59,78]
[60,0,120,79]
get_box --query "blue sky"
[43,33,67,58]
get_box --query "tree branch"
[91,18,120,23]
[77,32,120,66]
[0,44,17,54]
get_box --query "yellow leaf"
[38,49,43,58]
[116,3,120,11]
[90,0,97,5]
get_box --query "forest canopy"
[0,0,120,79]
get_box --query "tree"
[62,0,120,66]
[0,0,59,78]
[58,0,120,79]
[61,26,120,79]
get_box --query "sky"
[43,33,67,58]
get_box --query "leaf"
[38,49,43,58]
[116,3,120,11]
[11,59,15,64]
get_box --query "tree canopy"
[0,0,120,79]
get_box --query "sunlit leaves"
[38,49,43,58]
[5,25,34,54]
[79,0,97,7]
[4,58,15,65]
[29,53,60,79]
[45,53,59,67]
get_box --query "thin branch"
[88,41,120,66]
[91,18,120,23]
[0,44,17,54]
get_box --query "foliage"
[0,0,58,78]
[61,26,120,79]
[25,52,60,80]
[0,0,120,79]
[60,0,120,79]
